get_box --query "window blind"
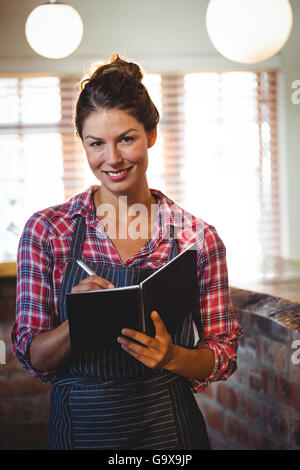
[0,70,282,266]
[159,74,186,205]
[59,76,85,201]
[182,70,281,270]
[0,76,64,262]
[257,71,281,256]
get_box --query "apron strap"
[57,214,87,323]
[168,224,180,261]
[68,214,87,261]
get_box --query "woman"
[12,53,243,450]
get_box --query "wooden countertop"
[229,256,300,304]
[229,256,300,333]
[0,262,17,278]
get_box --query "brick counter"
[196,287,300,450]
[0,277,51,450]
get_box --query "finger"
[86,275,114,289]
[118,340,157,368]
[72,275,114,292]
[151,311,168,335]
[71,281,113,293]
[121,328,155,348]
[71,282,104,293]
[117,336,149,355]
[120,344,149,364]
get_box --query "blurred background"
[0,0,299,450]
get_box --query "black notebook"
[66,242,198,350]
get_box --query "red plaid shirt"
[11,185,243,392]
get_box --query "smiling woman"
[11,53,243,450]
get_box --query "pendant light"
[25,0,84,59]
[206,0,293,64]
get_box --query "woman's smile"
[103,166,133,181]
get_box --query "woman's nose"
[106,145,123,165]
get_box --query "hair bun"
[89,53,144,84]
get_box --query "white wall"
[0,0,299,260]
[280,0,300,261]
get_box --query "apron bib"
[48,214,211,450]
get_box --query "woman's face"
[82,108,157,196]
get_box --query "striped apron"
[48,214,211,450]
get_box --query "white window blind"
[59,77,86,200]
[182,71,281,277]
[0,77,64,262]
[141,74,164,193]
[159,75,186,203]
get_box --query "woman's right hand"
[30,277,114,373]
[71,275,114,293]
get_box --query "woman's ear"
[147,127,157,149]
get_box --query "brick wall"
[1,278,300,450]
[196,288,300,450]
[0,277,52,450]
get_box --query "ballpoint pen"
[76,259,97,276]
[76,259,115,289]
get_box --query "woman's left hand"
[117,310,177,370]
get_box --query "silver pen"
[76,259,97,276]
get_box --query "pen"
[76,259,97,276]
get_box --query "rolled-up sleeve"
[11,213,56,383]
[189,224,243,393]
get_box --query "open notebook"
[66,242,198,349]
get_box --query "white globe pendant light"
[206,0,293,64]
[25,0,84,59]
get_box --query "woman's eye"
[90,141,103,148]
[90,137,133,147]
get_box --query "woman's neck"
[93,186,157,224]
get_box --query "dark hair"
[74,53,160,140]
